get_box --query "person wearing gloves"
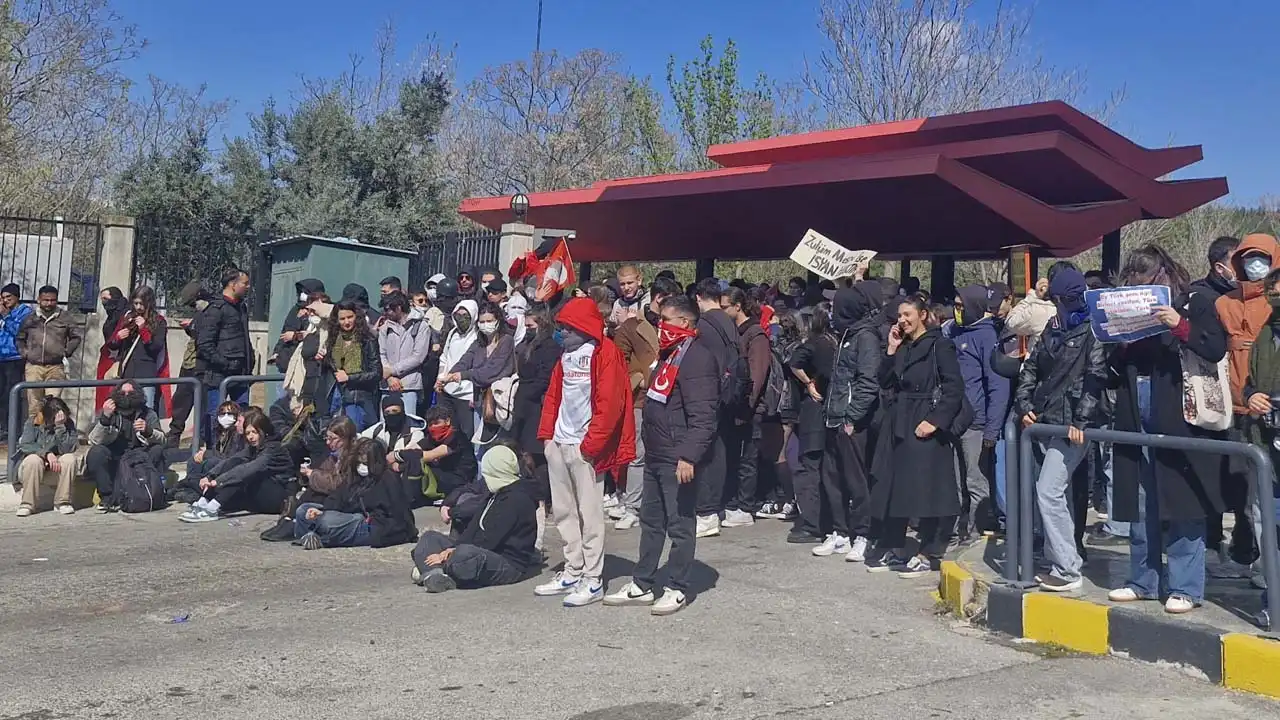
[292,437,418,549]
[273,278,326,374]
[436,299,478,438]
[944,284,1010,542]
[378,291,433,417]
[534,297,637,607]
[410,444,540,592]
[181,407,298,523]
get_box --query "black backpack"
[113,448,168,513]
[760,344,795,418]
[720,337,754,413]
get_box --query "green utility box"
[263,235,415,349]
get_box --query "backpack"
[761,344,795,418]
[720,331,755,413]
[113,448,167,513]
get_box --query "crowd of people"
[4,237,1280,624]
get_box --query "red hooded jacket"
[537,298,637,473]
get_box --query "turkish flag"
[533,238,576,302]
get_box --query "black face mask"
[383,413,405,434]
[103,298,126,314]
[114,390,145,415]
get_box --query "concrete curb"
[939,571,1280,700]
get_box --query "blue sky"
[114,0,1278,203]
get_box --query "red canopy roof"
[459,101,1227,263]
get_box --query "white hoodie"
[439,298,478,399]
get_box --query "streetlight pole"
[535,0,543,54]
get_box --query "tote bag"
[1180,348,1231,431]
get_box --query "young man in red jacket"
[534,297,637,607]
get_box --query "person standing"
[105,286,168,410]
[692,279,737,538]
[534,297,636,607]
[786,309,835,544]
[378,291,432,418]
[1013,269,1109,592]
[0,283,32,436]
[609,285,659,531]
[605,294,718,616]
[436,299,478,437]
[17,285,81,415]
[167,281,212,447]
[273,278,326,375]
[94,286,129,411]
[325,300,381,430]
[196,268,253,434]
[720,287,770,528]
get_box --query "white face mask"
[478,320,499,335]
[356,463,370,477]
[426,288,438,301]
[298,292,308,303]
[217,414,236,428]
[308,315,322,327]
[1244,257,1271,282]
[409,306,424,320]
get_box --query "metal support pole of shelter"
[7,377,205,481]
[1017,424,1280,627]
[219,374,285,403]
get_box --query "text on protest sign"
[1086,284,1172,343]
[789,229,876,280]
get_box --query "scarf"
[646,337,694,405]
[331,331,364,375]
[283,324,328,412]
[657,321,697,351]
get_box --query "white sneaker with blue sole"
[534,571,580,596]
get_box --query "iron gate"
[409,229,501,290]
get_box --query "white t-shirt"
[553,341,596,445]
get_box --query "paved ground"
[1,507,1277,720]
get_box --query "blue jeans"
[293,502,372,547]
[1036,438,1089,582]
[399,390,419,418]
[1126,377,1206,602]
[328,390,368,431]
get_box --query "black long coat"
[870,328,964,519]
[1109,291,1227,523]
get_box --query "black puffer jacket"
[1014,319,1108,430]
[196,295,253,385]
[825,284,882,430]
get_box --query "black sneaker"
[422,569,457,593]
[786,528,822,544]
[865,551,910,573]
[1038,574,1083,592]
[1086,527,1127,547]
[260,517,295,542]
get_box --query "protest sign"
[1086,284,1172,343]
[789,229,876,280]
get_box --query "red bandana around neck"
[657,320,697,351]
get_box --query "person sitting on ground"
[180,407,298,523]
[175,400,246,505]
[260,415,357,542]
[14,395,80,517]
[292,437,418,549]
[360,393,428,506]
[411,444,540,593]
[415,405,478,500]
[86,381,167,512]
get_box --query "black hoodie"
[456,266,480,300]
[341,283,379,326]
[825,283,883,429]
[457,477,540,572]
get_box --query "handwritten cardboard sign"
[1086,285,1172,343]
[789,229,876,280]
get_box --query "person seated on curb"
[292,437,419,549]
[410,444,540,593]
[174,400,246,505]
[259,415,357,542]
[15,396,81,517]
[85,382,167,512]
[180,407,298,523]
[414,406,478,500]
[360,393,428,506]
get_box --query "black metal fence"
[409,228,501,290]
[132,218,271,320]
[0,215,104,311]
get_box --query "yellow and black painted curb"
[937,561,1280,700]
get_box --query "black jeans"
[695,428,727,517]
[211,477,294,515]
[85,444,166,504]
[412,531,526,588]
[167,367,199,441]
[821,427,871,538]
[0,359,24,432]
[881,515,955,560]
[793,448,824,537]
[635,462,699,593]
[724,415,762,514]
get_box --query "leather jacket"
[1014,319,1109,430]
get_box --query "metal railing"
[219,374,284,403]
[7,377,205,480]
[1015,424,1280,621]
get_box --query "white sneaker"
[651,588,687,616]
[845,536,869,562]
[695,514,720,538]
[55,504,74,515]
[1165,595,1196,614]
[534,572,581,596]
[607,505,627,521]
[603,581,655,606]
[722,509,755,528]
[1108,587,1144,603]
[812,533,851,557]
[563,580,603,607]
[614,511,639,530]
[602,494,620,511]
[15,505,32,517]
[411,566,422,584]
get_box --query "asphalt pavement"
[0,506,1276,719]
